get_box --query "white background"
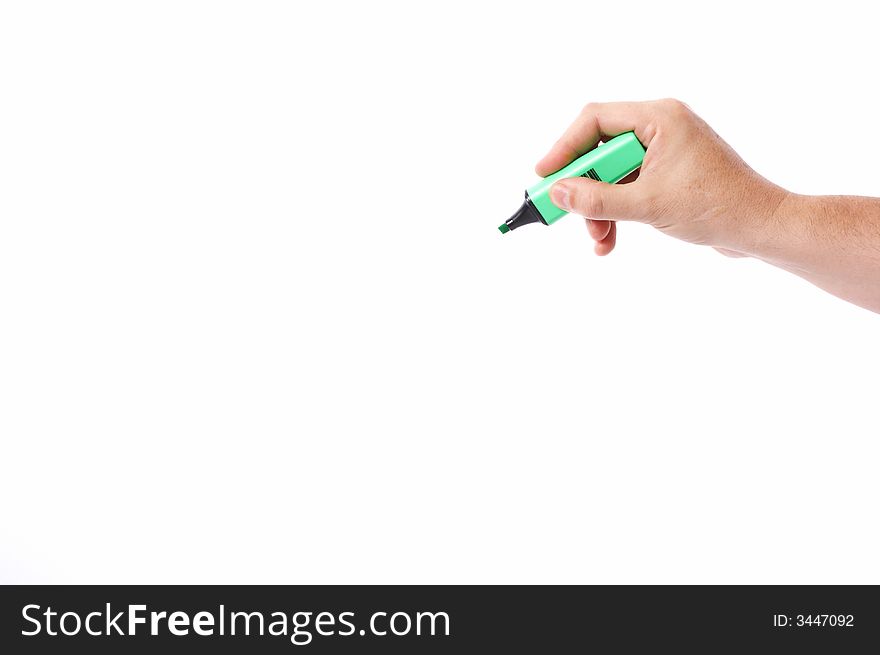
[1,1,878,584]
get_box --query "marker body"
[499,132,645,233]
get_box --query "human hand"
[536,99,788,256]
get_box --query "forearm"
[745,193,880,312]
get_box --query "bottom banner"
[1,585,876,653]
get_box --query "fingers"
[588,219,616,256]
[536,101,661,177]
[550,177,650,223]
[586,218,612,241]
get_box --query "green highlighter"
[498,131,645,234]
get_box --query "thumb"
[550,178,648,222]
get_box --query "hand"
[536,99,789,256]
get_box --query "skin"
[539,99,880,313]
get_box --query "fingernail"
[551,183,570,210]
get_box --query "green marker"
[499,131,645,233]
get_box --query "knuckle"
[575,185,604,218]
[580,101,600,116]
[657,97,690,116]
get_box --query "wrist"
[723,184,799,261]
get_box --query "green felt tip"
[498,223,510,234]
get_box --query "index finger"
[535,101,660,177]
